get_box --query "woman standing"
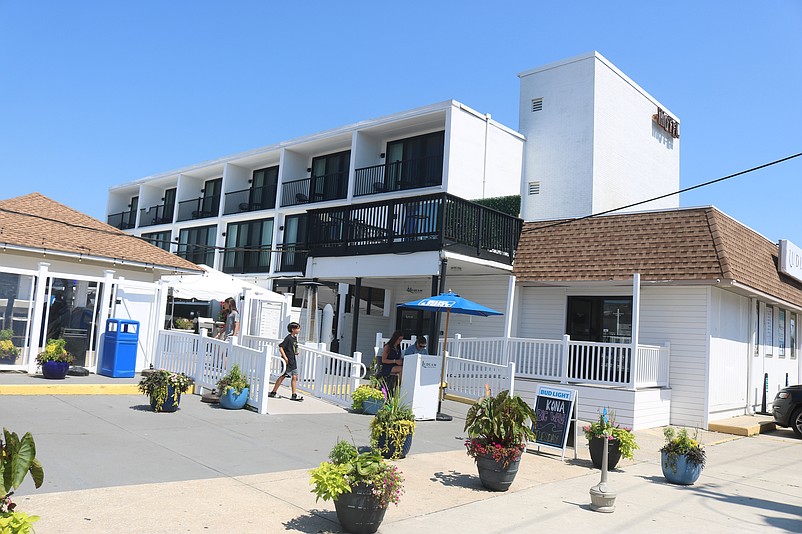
[222,297,239,340]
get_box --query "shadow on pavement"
[430,470,484,491]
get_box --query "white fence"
[156,331,368,412]
[444,355,516,400]
[378,333,670,391]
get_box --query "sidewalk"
[1,371,799,533]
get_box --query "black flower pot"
[376,432,413,459]
[333,482,388,534]
[476,453,521,491]
[588,436,622,470]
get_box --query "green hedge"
[471,195,521,217]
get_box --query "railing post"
[351,351,362,393]
[313,346,325,400]
[507,361,516,396]
[663,341,671,387]
[628,344,638,391]
[194,332,205,393]
[454,333,461,358]
[561,335,570,384]
[257,345,271,414]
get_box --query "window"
[310,151,350,201]
[279,215,308,272]
[566,296,633,343]
[779,309,786,357]
[127,196,139,228]
[200,178,222,216]
[251,166,278,209]
[223,218,273,274]
[142,230,172,252]
[162,188,176,222]
[177,225,216,266]
[791,313,797,359]
[386,131,444,190]
[765,306,773,356]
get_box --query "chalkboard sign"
[533,385,578,460]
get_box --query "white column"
[26,262,50,373]
[629,272,641,391]
[504,275,516,365]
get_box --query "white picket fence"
[155,330,368,413]
[445,356,516,400]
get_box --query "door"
[311,151,350,201]
[42,277,102,368]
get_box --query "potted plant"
[0,330,19,364]
[216,364,250,410]
[35,338,75,379]
[310,439,404,534]
[1,428,44,533]
[369,387,416,460]
[464,389,537,491]
[352,384,385,414]
[138,370,193,412]
[583,410,639,470]
[174,317,193,330]
[660,426,706,485]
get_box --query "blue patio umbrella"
[398,291,503,419]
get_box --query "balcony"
[353,155,444,197]
[139,204,175,227]
[220,245,272,274]
[107,210,136,230]
[280,171,348,207]
[306,193,521,264]
[276,244,308,273]
[177,196,221,222]
[223,186,277,215]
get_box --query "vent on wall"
[528,181,540,195]
[531,98,543,112]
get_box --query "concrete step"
[708,415,776,436]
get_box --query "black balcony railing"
[176,196,221,222]
[139,203,175,227]
[306,193,521,264]
[280,171,348,207]
[107,210,136,230]
[220,245,272,274]
[276,244,308,273]
[353,155,443,197]
[223,186,277,215]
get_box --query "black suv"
[772,385,802,437]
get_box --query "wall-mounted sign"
[653,107,680,138]
[779,240,802,284]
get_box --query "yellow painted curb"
[0,384,140,395]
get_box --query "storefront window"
[566,296,632,343]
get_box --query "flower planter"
[661,450,703,485]
[219,387,249,410]
[588,436,623,470]
[361,398,384,415]
[476,453,521,492]
[333,481,388,534]
[150,384,180,413]
[376,432,413,459]
[41,360,70,379]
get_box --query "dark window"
[251,166,279,209]
[201,178,222,216]
[223,218,273,274]
[344,285,385,315]
[142,230,172,252]
[163,188,177,221]
[566,296,632,343]
[386,131,444,189]
[177,225,216,266]
[311,150,350,201]
[128,196,139,228]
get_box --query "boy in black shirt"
[268,322,303,401]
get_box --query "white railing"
[445,354,515,400]
[376,333,670,390]
[156,330,368,412]
[156,330,281,414]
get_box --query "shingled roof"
[514,207,802,307]
[0,193,201,273]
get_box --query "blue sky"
[1,1,801,245]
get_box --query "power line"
[532,152,802,231]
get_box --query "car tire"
[791,406,802,437]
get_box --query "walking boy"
[268,322,303,401]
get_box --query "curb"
[0,384,140,395]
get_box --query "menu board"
[533,385,577,458]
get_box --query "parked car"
[772,385,802,437]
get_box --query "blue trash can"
[99,319,139,378]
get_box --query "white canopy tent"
[160,265,289,338]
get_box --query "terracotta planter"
[588,436,623,470]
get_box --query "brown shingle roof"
[514,207,802,307]
[0,193,201,273]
